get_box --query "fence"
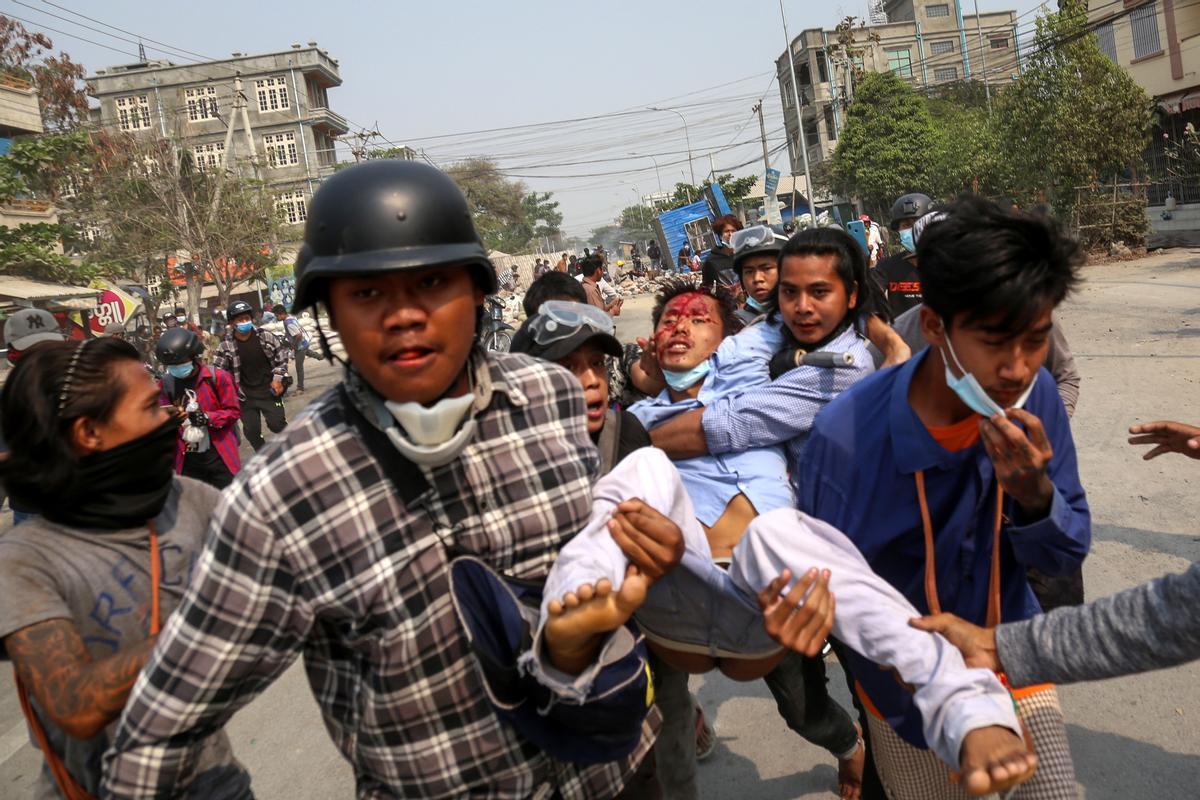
[1072,180,1149,249]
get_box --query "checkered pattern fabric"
[211,327,290,391]
[103,351,657,799]
[867,687,1077,800]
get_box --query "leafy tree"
[71,132,282,315]
[0,130,96,283]
[926,83,1003,200]
[664,173,758,211]
[993,0,1153,215]
[0,16,89,131]
[523,191,563,240]
[826,71,939,217]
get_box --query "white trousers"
[537,448,1021,769]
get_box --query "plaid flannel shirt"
[210,328,290,392]
[103,351,657,799]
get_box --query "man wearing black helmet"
[155,328,242,488]
[211,299,290,451]
[105,160,664,800]
[874,192,933,321]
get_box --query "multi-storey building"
[777,1,1020,185]
[0,72,58,234]
[87,43,348,229]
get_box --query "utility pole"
[212,75,260,214]
[779,0,816,216]
[649,106,696,185]
[753,102,771,178]
[972,0,994,116]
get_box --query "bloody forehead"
[662,292,717,319]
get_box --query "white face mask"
[941,331,1037,417]
[384,392,477,467]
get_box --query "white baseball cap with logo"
[4,308,65,351]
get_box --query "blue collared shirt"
[796,350,1091,750]
[629,387,793,526]
[701,323,876,476]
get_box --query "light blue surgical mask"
[235,321,254,334]
[662,360,712,392]
[899,227,916,253]
[942,332,1037,418]
[166,363,195,379]
[745,295,770,313]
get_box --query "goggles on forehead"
[529,300,615,346]
[730,225,786,254]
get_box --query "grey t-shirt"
[0,477,244,799]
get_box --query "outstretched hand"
[757,568,835,658]
[608,499,684,583]
[909,613,1001,672]
[1128,420,1200,461]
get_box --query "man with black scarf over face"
[0,337,251,800]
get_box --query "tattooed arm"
[5,619,155,740]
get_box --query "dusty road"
[2,251,1199,798]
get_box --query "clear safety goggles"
[529,300,615,345]
[730,225,785,254]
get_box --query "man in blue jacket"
[795,198,1090,800]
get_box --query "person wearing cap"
[102,322,126,338]
[156,328,242,489]
[874,192,933,320]
[1,308,66,525]
[210,300,290,451]
[104,160,666,800]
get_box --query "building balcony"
[309,106,348,135]
[0,73,44,136]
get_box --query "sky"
[7,0,1050,239]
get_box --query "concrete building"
[0,72,59,234]
[86,44,348,228]
[776,0,1020,187]
[1088,0,1200,238]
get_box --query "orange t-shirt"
[927,413,982,452]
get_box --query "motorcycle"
[480,295,516,352]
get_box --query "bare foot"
[545,565,649,673]
[956,724,1037,797]
[837,723,865,800]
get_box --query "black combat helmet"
[292,160,497,311]
[155,327,204,366]
[226,300,254,320]
[889,193,933,229]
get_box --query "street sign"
[87,285,139,336]
[764,168,781,197]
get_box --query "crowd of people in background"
[1,159,1198,800]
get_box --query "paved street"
[3,252,1200,798]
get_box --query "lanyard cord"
[914,470,1004,628]
[148,520,162,636]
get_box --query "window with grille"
[926,4,950,18]
[1095,22,1118,62]
[276,190,308,224]
[192,142,225,174]
[256,76,290,113]
[990,37,1009,49]
[929,40,955,56]
[851,52,865,71]
[1131,2,1162,59]
[185,86,218,122]
[263,132,299,168]
[683,217,716,254]
[934,66,958,82]
[115,95,151,131]
[886,47,913,78]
